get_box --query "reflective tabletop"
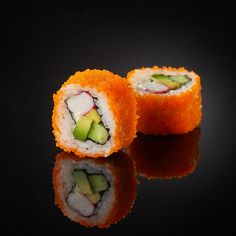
[3,2,235,234]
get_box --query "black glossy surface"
[3,2,235,234]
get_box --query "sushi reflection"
[127,128,200,179]
[52,151,137,228]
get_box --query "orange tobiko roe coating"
[53,151,137,228]
[127,66,202,135]
[52,69,138,157]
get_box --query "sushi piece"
[127,128,200,179]
[52,151,137,228]
[52,69,137,157]
[127,66,202,135]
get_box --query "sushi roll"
[127,66,202,135]
[52,151,137,228]
[127,128,200,179]
[52,69,137,157]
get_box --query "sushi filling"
[67,170,110,217]
[65,92,110,145]
[137,74,191,94]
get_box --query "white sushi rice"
[57,158,115,224]
[55,84,115,156]
[129,68,197,96]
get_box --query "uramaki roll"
[127,128,200,179]
[52,69,137,157]
[52,151,137,228]
[127,66,202,135]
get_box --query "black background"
[2,1,236,234]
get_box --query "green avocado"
[152,74,180,89]
[73,116,93,141]
[87,123,109,144]
[88,174,109,192]
[73,170,93,194]
[86,109,101,123]
[169,75,190,85]
[152,74,169,80]
[86,192,101,204]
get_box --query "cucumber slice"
[74,171,93,194]
[88,123,109,144]
[169,75,190,85]
[151,74,169,80]
[88,174,109,192]
[152,74,180,89]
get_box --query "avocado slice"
[87,123,109,144]
[86,192,101,204]
[152,74,180,89]
[74,170,93,194]
[86,109,101,123]
[169,75,190,85]
[73,116,93,141]
[88,174,109,192]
